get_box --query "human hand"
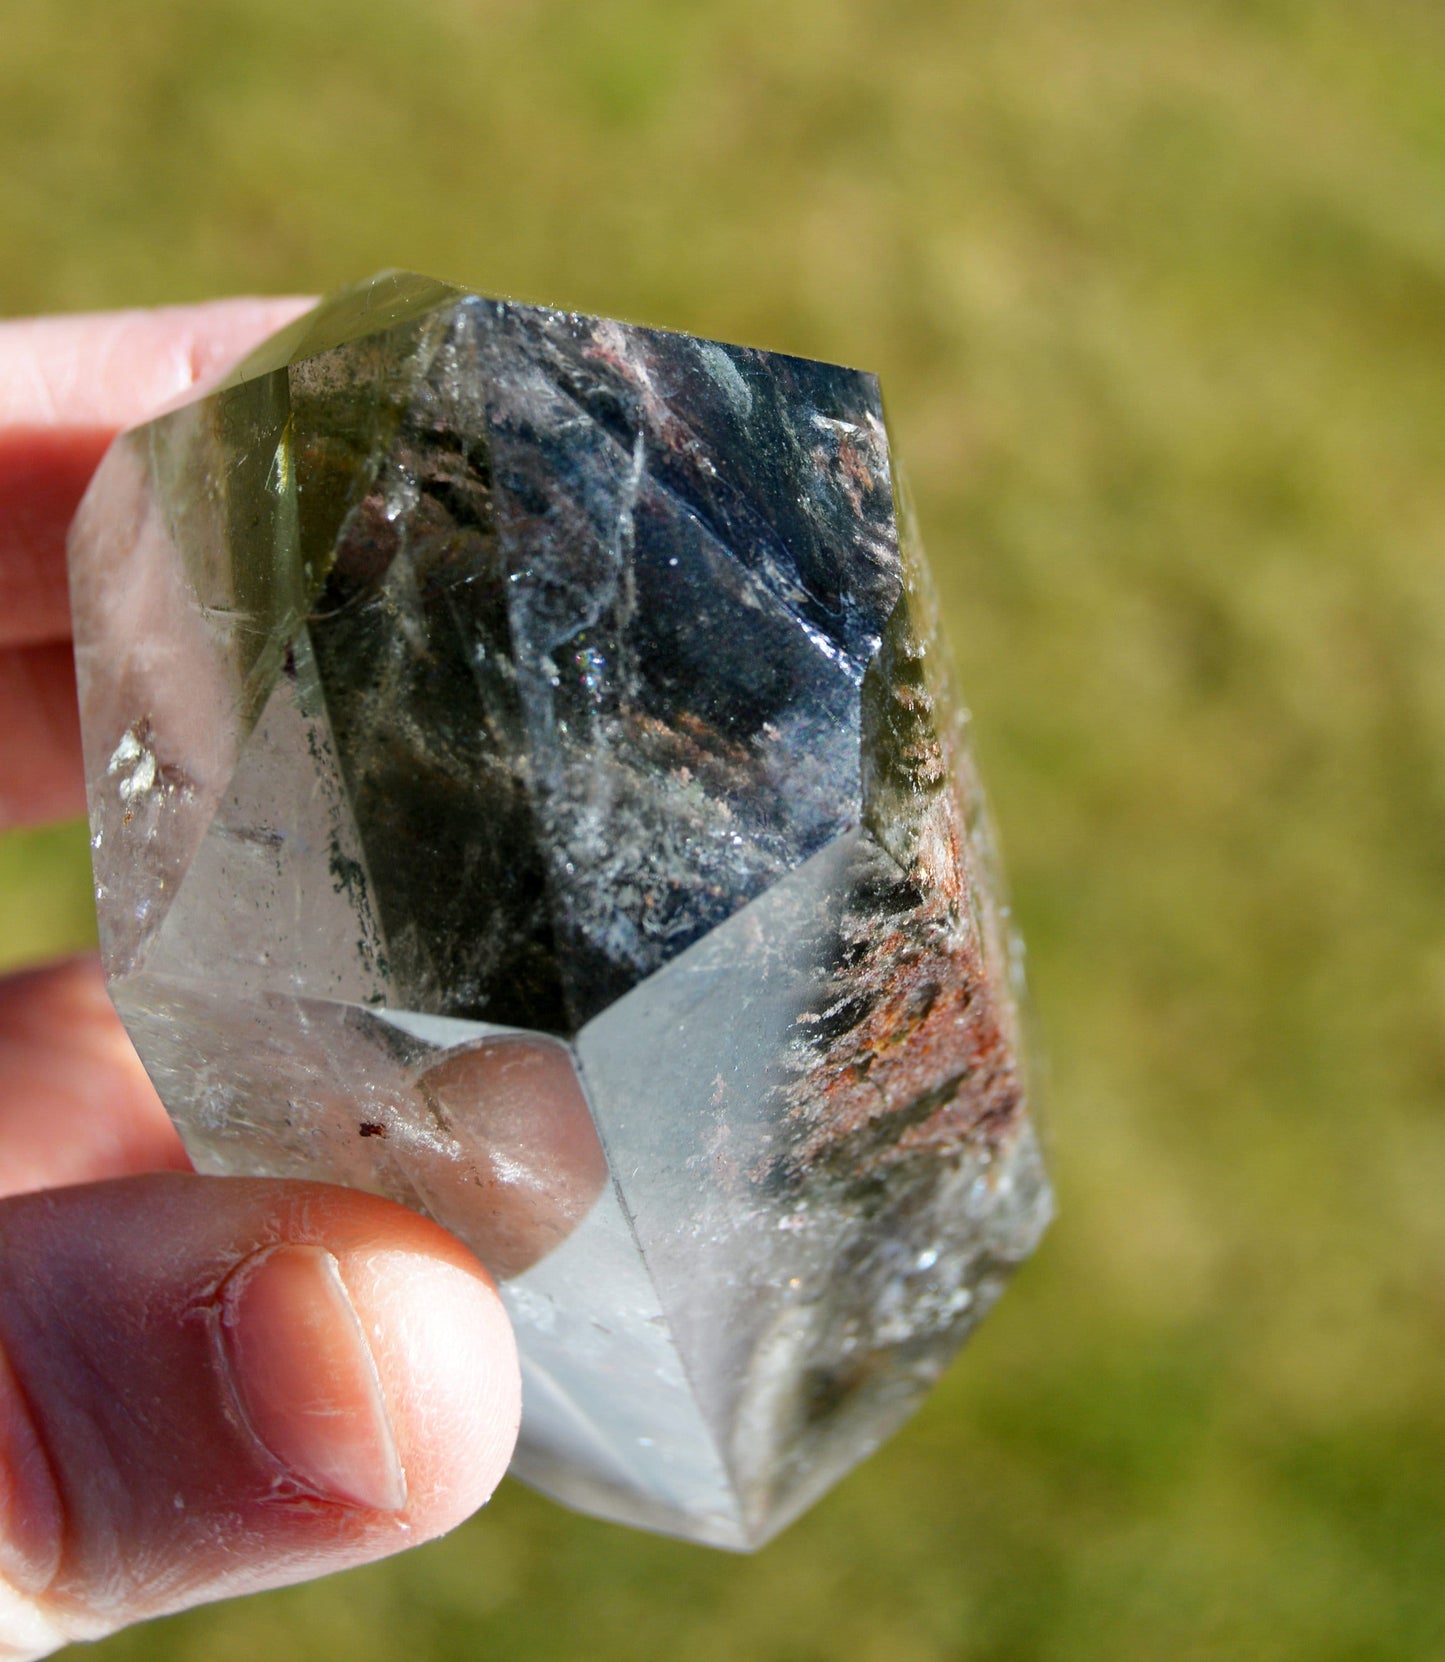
[0,302,522,1659]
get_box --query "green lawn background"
[2,1,1443,1657]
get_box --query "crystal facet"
[68,273,1052,1548]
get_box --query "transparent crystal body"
[68,274,1051,1548]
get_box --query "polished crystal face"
[68,273,1051,1548]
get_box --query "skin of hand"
[0,302,523,1659]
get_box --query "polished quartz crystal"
[68,273,1051,1548]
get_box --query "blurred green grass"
[2,0,1443,1656]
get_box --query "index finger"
[0,298,314,650]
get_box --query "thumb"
[0,1173,520,1657]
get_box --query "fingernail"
[218,1245,407,1512]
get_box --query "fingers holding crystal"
[0,1173,520,1657]
[0,964,530,1654]
[0,297,527,1657]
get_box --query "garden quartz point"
[67,272,1052,1549]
